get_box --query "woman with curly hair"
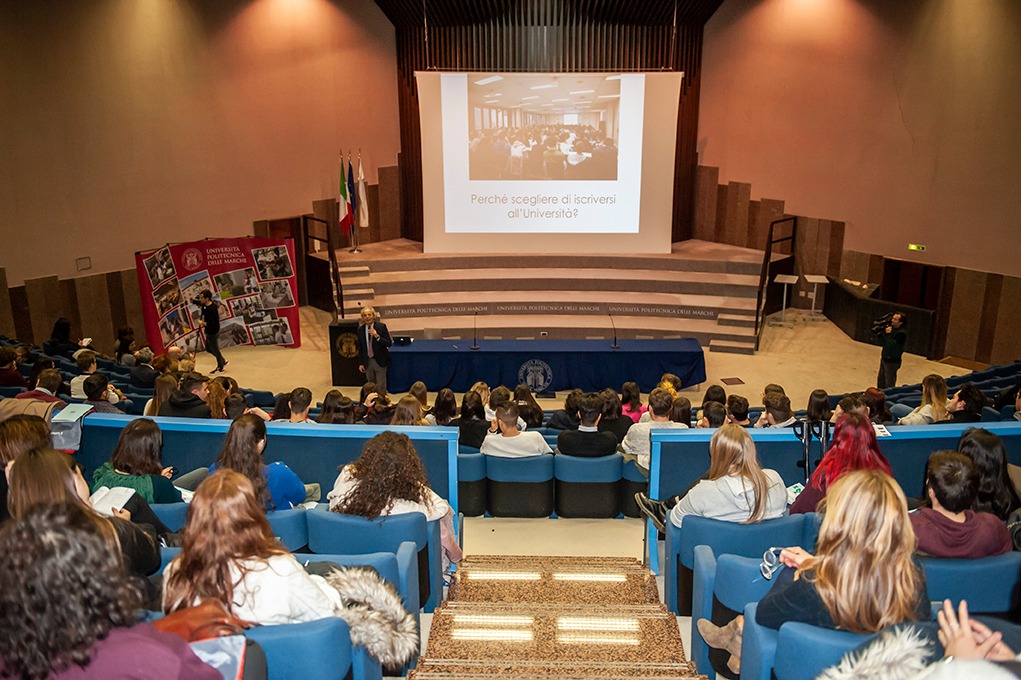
[8,448,160,584]
[425,388,459,426]
[210,414,306,511]
[328,431,462,564]
[789,412,892,514]
[699,470,929,674]
[0,502,219,680]
[317,390,357,424]
[205,375,239,419]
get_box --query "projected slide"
[441,72,645,234]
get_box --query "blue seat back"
[307,509,428,553]
[457,452,486,482]
[267,508,308,551]
[246,617,355,680]
[484,453,554,482]
[920,552,1021,614]
[678,514,808,569]
[553,453,623,482]
[773,623,871,680]
[714,554,775,613]
[151,502,189,532]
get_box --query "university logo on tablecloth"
[518,359,553,392]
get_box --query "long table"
[387,338,707,393]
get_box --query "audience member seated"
[726,395,752,427]
[481,403,553,458]
[0,502,219,680]
[203,375,234,420]
[634,424,787,533]
[671,396,693,426]
[353,382,377,421]
[513,383,545,429]
[621,381,647,423]
[16,368,68,408]
[806,388,831,423]
[759,392,797,428]
[557,392,619,457]
[455,391,490,449]
[408,380,430,414]
[151,352,173,376]
[697,401,727,428]
[130,347,159,388]
[753,383,786,427]
[910,450,1011,558]
[224,392,265,421]
[317,390,357,424]
[864,386,894,425]
[27,357,69,396]
[546,389,583,430]
[659,372,683,397]
[158,372,212,418]
[114,326,137,366]
[83,374,123,414]
[699,470,929,674]
[698,385,728,422]
[391,394,428,426]
[270,391,291,421]
[209,414,308,510]
[0,346,28,388]
[489,385,526,430]
[425,388,458,426]
[9,448,160,584]
[278,387,314,423]
[943,382,986,424]
[790,413,893,514]
[144,374,178,417]
[898,373,949,425]
[328,431,463,565]
[957,428,1021,521]
[43,317,85,357]
[470,381,492,417]
[362,393,394,425]
[0,414,50,522]
[621,388,688,472]
[70,350,122,404]
[829,392,868,423]
[597,387,633,442]
[91,419,205,503]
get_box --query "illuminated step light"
[569,89,595,95]
[530,83,557,90]
[597,94,620,99]
[557,634,639,645]
[452,628,533,641]
[551,573,627,582]
[551,98,570,102]
[474,75,503,85]
[452,614,534,626]
[485,100,500,104]
[521,95,540,100]
[605,75,622,80]
[557,617,640,631]
[464,571,542,580]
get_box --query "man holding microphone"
[357,306,392,396]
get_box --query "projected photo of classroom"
[467,74,621,181]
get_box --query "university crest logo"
[180,248,203,272]
[518,359,553,392]
[336,333,359,359]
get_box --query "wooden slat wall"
[380,0,723,242]
[0,269,14,337]
[377,165,403,242]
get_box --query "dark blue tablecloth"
[387,339,706,392]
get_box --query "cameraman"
[874,312,907,389]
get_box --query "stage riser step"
[717,313,756,328]
[372,278,757,298]
[388,327,755,345]
[709,339,757,355]
[378,302,751,322]
[357,254,762,276]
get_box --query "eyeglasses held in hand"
[759,547,785,581]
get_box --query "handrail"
[302,215,344,321]
[754,216,797,347]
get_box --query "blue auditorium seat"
[151,502,190,532]
[553,453,623,518]
[267,507,308,551]
[485,453,555,518]
[457,452,487,517]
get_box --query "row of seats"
[151,503,442,613]
[457,452,648,518]
[669,513,1021,679]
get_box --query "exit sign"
[908,243,926,252]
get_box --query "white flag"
[357,157,369,228]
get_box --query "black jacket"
[158,391,211,418]
[130,364,159,389]
[356,321,393,368]
[557,429,618,457]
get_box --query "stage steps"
[326,239,779,355]
[409,555,702,679]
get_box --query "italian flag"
[339,158,352,237]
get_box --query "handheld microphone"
[609,314,620,349]
[470,311,480,350]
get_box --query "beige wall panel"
[74,274,115,356]
[0,268,14,337]
[943,269,987,360]
[24,276,62,347]
[989,276,1021,365]
[694,165,720,242]
[120,269,149,349]
[377,166,402,242]
[722,182,751,247]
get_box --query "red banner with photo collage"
[135,237,301,355]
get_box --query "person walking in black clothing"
[195,290,227,374]
[875,312,907,389]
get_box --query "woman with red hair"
[790,412,892,514]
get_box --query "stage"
[387,338,707,393]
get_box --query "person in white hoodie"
[668,424,788,528]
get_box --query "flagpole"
[347,150,361,254]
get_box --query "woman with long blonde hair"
[899,374,949,425]
[700,470,928,674]
[634,424,787,531]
